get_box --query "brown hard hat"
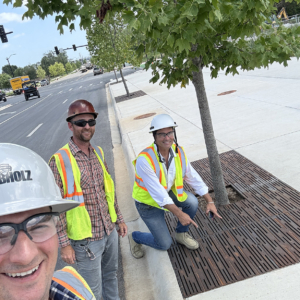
[66,99,98,122]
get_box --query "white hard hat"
[149,114,178,133]
[0,143,79,217]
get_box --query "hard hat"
[149,114,178,133]
[66,99,98,122]
[0,143,79,217]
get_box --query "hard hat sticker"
[0,164,12,176]
[0,167,32,184]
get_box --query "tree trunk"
[113,68,119,82]
[191,56,229,206]
[119,68,130,97]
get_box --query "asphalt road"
[0,67,138,300]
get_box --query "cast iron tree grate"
[114,90,146,103]
[165,150,300,298]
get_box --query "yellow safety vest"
[132,143,188,209]
[51,144,117,240]
[52,266,95,299]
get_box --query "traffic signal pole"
[0,25,13,43]
[53,44,88,55]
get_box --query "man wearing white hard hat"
[128,114,222,258]
[0,143,95,300]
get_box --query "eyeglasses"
[156,131,174,139]
[0,213,59,255]
[70,119,96,127]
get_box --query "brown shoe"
[128,233,144,259]
[175,232,199,250]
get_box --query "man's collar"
[153,143,177,158]
[69,137,94,155]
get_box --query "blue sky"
[0,2,90,71]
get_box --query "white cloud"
[1,43,10,50]
[12,33,25,39]
[0,12,30,24]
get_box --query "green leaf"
[167,34,175,47]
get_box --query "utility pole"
[6,54,16,77]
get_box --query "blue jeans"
[71,229,119,300]
[132,190,198,250]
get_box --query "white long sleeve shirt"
[134,144,208,207]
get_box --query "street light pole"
[6,54,16,78]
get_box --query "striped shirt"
[49,138,124,248]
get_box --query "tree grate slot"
[114,90,146,103]
[166,150,300,298]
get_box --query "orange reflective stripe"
[177,147,183,169]
[79,202,85,207]
[163,186,167,189]
[159,169,162,182]
[136,180,148,191]
[135,173,143,181]
[57,153,68,198]
[62,147,72,162]
[62,267,88,289]
[65,191,83,198]
[141,152,156,173]
[177,185,183,189]
[178,194,183,197]
[52,278,84,300]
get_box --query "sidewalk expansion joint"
[166,150,300,298]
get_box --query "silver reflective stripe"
[57,149,75,195]
[135,176,146,189]
[178,146,187,177]
[177,187,184,195]
[57,149,84,204]
[65,194,84,203]
[141,147,160,178]
[94,146,104,162]
[53,269,95,300]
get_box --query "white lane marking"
[58,91,63,94]
[89,84,93,86]
[0,94,51,126]
[100,82,103,83]
[79,86,82,89]
[0,111,16,116]
[0,104,12,112]
[69,88,73,91]
[62,99,68,104]
[27,123,43,137]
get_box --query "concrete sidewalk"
[109,58,300,300]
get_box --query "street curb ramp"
[108,82,183,300]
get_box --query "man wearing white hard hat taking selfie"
[0,143,95,300]
[129,114,222,259]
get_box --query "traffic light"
[72,44,77,51]
[54,46,60,55]
[0,25,8,43]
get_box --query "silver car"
[40,79,49,86]
[93,67,103,76]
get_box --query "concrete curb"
[108,81,183,300]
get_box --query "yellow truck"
[10,75,30,95]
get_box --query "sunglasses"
[70,119,96,127]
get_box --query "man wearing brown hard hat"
[49,99,127,300]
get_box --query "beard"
[78,129,94,142]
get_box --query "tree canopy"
[0,73,11,89]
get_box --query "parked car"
[0,90,7,102]
[80,65,87,73]
[22,81,40,101]
[93,67,103,76]
[40,79,49,86]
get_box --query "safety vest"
[51,144,117,241]
[132,143,188,209]
[52,266,96,300]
